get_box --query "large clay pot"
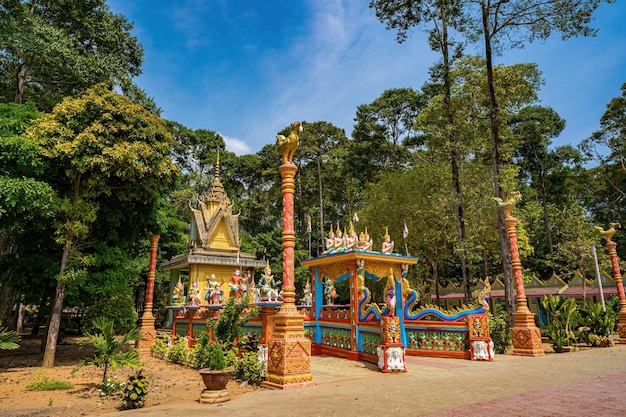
[199,368,233,390]
[198,368,232,404]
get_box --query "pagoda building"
[161,154,265,334]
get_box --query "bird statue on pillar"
[595,222,621,243]
[492,191,521,218]
[277,121,303,164]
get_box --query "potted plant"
[194,334,233,404]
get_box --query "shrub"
[488,306,511,354]
[542,295,578,351]
[208,343,227,371]
[209,297,257,349]
[577,302,615,347]
[190,332,214,369]
[150,336,168,359]
[234,351,263,385]
[120,369,149,410]
[0,324,19,350]
[166,336,190,365]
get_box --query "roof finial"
[214,148,221,181]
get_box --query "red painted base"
[617,319,626,344]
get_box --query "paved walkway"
[96,344,626,417]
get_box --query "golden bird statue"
[492,191,521,218]
[276,121,303,165]
[595,222,621,243]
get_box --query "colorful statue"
[381,227,394,254]
[301,281,312,305]
[258,262,280,302]
[323,277,337,305]
[276,121,303,165]
[384,269,396,314]
[344,222,357,252]
[187,281,201,306]
[229,269,246,302]
[172,278,186,305]
[204,274,223,305]
[492,191,521,219]
[323,226,335,255]
[333,225,346,253]
[363,228,373,251]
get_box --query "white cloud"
[221,134,252,155]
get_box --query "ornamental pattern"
[406,330,468,351]
[320,327,352,349]
[360,331,381,354]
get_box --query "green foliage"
[488,305,512,354]
[208,344,227,371]
[26,370,73,391]
[208,297,257,349]
[120,369,149,410]
[81,293,138,335]
[149,336,168,360]
[234,351,263,385]
[166,336,190,365]
[190,332,214,369]
[541,295,578,351]
[0,324,20,350]
[74,317,142,386]
[577,303,615,347]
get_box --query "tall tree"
[25,83,178,367]
[0,0,146,110]
[510,105,566,254]
[371,0,476,300]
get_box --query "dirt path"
[0,336,255,417]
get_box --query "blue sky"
[107,0,625,156]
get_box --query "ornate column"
[137,235,160,353]
[263,122,315,389]
[495,193,544,356]
[596,223,626,343]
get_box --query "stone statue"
[276,121,303,165]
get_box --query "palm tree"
[74,317,142,386]
[0,325,19,350]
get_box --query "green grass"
[26,371,74,391]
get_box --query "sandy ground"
[0,335,256,417]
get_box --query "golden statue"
[277,121,303,164]
[493,191,521,218]
[595,222,621,243]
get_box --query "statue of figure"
[204,274,223,305]
[357,231,367,250]
[258,262,281,302]
[172,278,186,305]
[363,228,373,251]
[323,226,335,255]
[187,281,201,306]
[381,227,394,254]
[323,277,337,305]
[245,270,255,302]
[344,222,357,252]
[333,225,346,253]
[229,269,246,302]
[301,281,312,305]
[384,269,396,315]
[276,121,303,165]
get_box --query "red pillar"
[605,240,626,343]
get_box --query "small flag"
[403,222,409,239]
[353,213,359,223]
[306,214,312,233]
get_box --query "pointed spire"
[214,148,221,182]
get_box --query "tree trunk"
[439,2,471,301]
[42,243,71,368]
[482,1,515,317]
[15,63,28,104]
[317,157,324,255]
